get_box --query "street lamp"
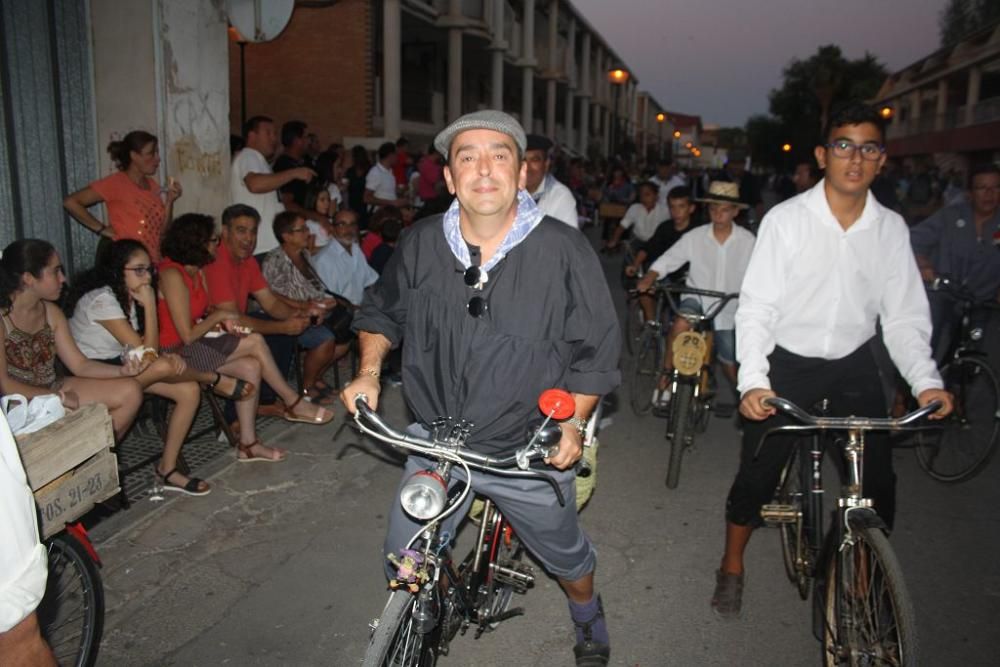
[879,105,894,120]
[782,143,792,153]
[607,67,630,159]
[656,113,665,159]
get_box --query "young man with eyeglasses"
[710,102,953,620]
[340,110,620,666]
[910,163,1000,358]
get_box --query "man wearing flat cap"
[525,134,580,228]
[342,110,620,665]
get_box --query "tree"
[745,45,887,169]
[939,0,1000,47]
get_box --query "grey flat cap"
[433,110,527,158]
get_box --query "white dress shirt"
[648,223,755,330]
[620,202,670,242]
[651,174,686,210]
[230,147,285,254]
[736,181,942,396]
[309,240,379,305]
[531,175,579,228]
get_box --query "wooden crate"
[598,202,627,220]
[15,403,120,539]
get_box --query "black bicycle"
[913,277,1000,482]
[760,397,941,666]
[355,390,575,666]
[37,522,105,667]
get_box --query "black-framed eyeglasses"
[124,266,156,277]
[825,140,885,161]
[467,296,488,318]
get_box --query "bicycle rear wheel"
[915,356,1000,482]
[363,591,438,667]
[37,533,104,667]
[822,523,917,666]
[629,327,663,416]
[623,297,645,356]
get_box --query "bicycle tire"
[629,327,662,417]
[915,356,1000,483]
[665,382,693,489]
[362,590,438,667]
[822,523,918,666]
[37,533,104,667]
[623,297,644,356]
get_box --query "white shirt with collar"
[365,162,397,203]
[530,175,579,228]
[651,173,686,210]
[648,223,755,330]
[735,180,942,397]
[620,202,670,242]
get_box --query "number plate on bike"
[672,332,707,376]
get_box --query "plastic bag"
[0,393,66,435]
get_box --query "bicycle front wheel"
[37,533,105,667]
[629,327,663,417]
[623,296,645,356]
[822,524,917,666]
[915,356,1000,482]
[665,382,693,489]
[363,591,438,667]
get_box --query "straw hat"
[697,181,748,208]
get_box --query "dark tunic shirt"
[354,214,621,456]
[910,202,1000,302]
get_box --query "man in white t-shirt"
[364,142,407,213]
[525,134,579,228]
[650,159,686,210]
[230,115,316,254]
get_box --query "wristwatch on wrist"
[564,416,588,438]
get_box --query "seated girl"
[0,239,143,440]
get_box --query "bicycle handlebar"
[629,284,739,324]
[762,396,943,431]
[352,394,566,506]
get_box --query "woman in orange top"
[63,131,182,262]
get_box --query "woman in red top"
[63,131,182,263]
[158,214,331,463]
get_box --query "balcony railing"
[886,97,1000,138]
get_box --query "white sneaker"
[652,386,671,408]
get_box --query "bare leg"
[217,355,286,460]
[136,357,250,399]
[61,376,142,440]
[229,333,327,421]
[145,380,206,492]
[720,522,753,575]
[558,571,595,604]
[302,339,339,391]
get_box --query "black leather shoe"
[574,639,610,666]
[572,595,610,666]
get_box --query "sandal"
[207,373,255,401]
[711,569,745,620]
[237,439,287,463]
[302,384,336,406]
[156,467,211,496]
[283,395,334,425]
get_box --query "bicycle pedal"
[480,607,525,631]
[760,503,799,525]
[491,563,534,591]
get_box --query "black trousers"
[725,341,897,530]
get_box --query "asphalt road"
[91,226,1000,666]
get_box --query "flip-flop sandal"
[157,467,211,496]
[283,395,334,425]
[207,372,255,401]
[237,439,287,463]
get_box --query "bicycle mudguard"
[64,521,102,566]
[843,506,888,534]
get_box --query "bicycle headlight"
[970,327,984,341]
[399,469,448,520]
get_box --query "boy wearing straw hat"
[636,181,755,411]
